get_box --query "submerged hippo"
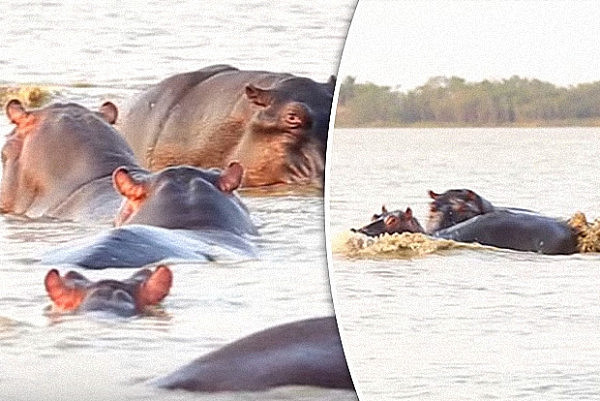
[1,100,138,221]
[353,206,577,255]
[119,65,335,187]
[43,162,258,268]
[45,265,172,316]
[153,316,354,392]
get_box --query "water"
[0,1,357,400]
[328,128,600,400]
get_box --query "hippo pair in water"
[354,189,578,255]
[44,268,353,392]
[2,99,257,267]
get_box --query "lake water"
[328,128,600,400]
[0,1,358,400]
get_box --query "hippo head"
[235,75,335,187]
[426,189,495,233]
[351,206,424,237]
[1,99,133,218]
[112,161,257,235]
[44,265,172,317]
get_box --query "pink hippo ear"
[217,161,244,193]
[44,269,87,311]
[428,190,439,199]
[5,99,29,126]
[245,84,274,107]
[135,265,173,309]
[112,167,147,200]
[404,207,413,219]
[98,101,118,125]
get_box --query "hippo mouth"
[285,142,324,185]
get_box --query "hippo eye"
[384,216,398,226]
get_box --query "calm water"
[328,128,600,400]
[0,1,357,400]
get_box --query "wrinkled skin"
[43,163,258,268]
[1,100,137,221]
[44,265,172,316]
[351,206,424,236]
[119,65,335,187]
[153,316,354,392]
[353,204,577,255]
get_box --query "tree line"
[336,75,600,127]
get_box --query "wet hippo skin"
[426,188,535,233]
[119,65,335,187]
[43,162,258,268]
[44,265,172,316]
[353,205,578,255]
[153,316,354,392]
[1,100,139,222]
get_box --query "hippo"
[1,100,139,221]
[42,162,258,268]
[426,188,535,233]
[153,316,354,392]
[44,265,172,316]
[118,65,335,187]
[352,206,578,255]
[351,206,423,237]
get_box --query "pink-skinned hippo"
[153,316,354,392]
[118,65,335,188]
[1,100,139,221]
[45,265,172,317]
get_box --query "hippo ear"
[98,101,118,125]
[428,190,439,199]
[112,167,147,200]
[136,265,173,308]
[325,75,336,92]
[5,99,29,126]
[404,207,413,219]
[245,84,273,107]
[44,269,87,311]
[217,161,244,192]
[382,205,388,214]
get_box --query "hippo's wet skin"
[119,65,335,187]
[353,204,578,255]
[153,316,354,392]
[1,100,139,221]
[44,265,172,316]
[43,162,258,268]
[426,188,536,233]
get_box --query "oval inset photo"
[327,1,600,400]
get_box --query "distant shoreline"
[335,118,600,129]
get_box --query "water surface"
[328,128,600,400]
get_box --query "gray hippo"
[153,316,354,392]
[43,162,258,268]
[353,205,578,255]
[1,99,138,221]
[118,65,335,187]
[44,265,172,316]
[426,188,536,233]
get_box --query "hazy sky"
[339,0,600,90]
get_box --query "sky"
[339,0,600,90]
